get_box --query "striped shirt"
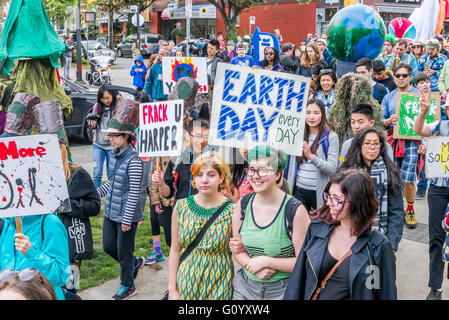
[296,135,317,191]
[97,158,143,226]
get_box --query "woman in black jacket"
[57,142,101,300]
[339,127,404,252]
[284,169,397,300]
[297,42,327,78]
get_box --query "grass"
[78,201,170,291]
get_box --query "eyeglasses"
[394,73,410,79]
[323,192,345,206]
[265,52,274,56]
[245,167,275,177]
[363,142,381,149]
[0,268,40,282]
[108,133,124,138]
[189,133,209,141]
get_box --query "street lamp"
[76,0,84,83]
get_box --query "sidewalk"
[79,196,449,300]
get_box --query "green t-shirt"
[240,193,295,282]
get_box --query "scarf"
[369,156,389,235]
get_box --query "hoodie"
[0,214,71,300]
[130,55,147,89]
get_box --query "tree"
[206,0,311,40]
[44,0,76,27]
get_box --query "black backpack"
[240,193,303,239]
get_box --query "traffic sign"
[130,5,138,13]
[131,14,144,27]
[250,16,255,24]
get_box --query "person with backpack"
[284,169,397,300]
[338,127,404,252]
[57,140,101,300]
[230,146,310,300]
[284,99,339,212]
[356,58,389,105]
[96,98,147,300]
[168,151,234,300]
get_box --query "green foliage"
[44,0,76,26]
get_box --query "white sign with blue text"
[209,63,310,156]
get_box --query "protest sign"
[0,134,70,218]
[162,57,208,95]
[251,27,281,67]
[138,99,184,157]
[426,137,449,178]
[208,63,310,156]
[394,92,440,140]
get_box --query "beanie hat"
[5,93,40,135]
[31,100,66,143]
[103,98,139,140]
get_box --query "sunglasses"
[0,268,40,282]
[394,73,410,79]
[265,52,274,56]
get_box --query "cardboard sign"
[0,134,70,218]
[162,57,208,95]
[394,92,440,140]
[426,137,449,178]
[251,27,281,66]
[138,100,184,157]
[209,63,310,156]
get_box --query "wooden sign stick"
[15,216,22,234]
[155,158,161,172]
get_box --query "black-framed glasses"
[245,167,275,177]
[394,73,410,79]
[107,133,124,138]
[323,192,345,206]
[0,268,40,282]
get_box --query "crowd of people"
[4,29,449,302]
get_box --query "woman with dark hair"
[262,47,284,72]
[339,127,404,252]
[284,169,397,300]
[285,99,339,212]
[88,85,119,188]
[313,69,337,117]
[297,42,327,78]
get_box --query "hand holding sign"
[14,233,31,255]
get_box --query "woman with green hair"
[230,145,310,300]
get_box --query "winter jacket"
[144,61,167,100]
[0,214,71,300]
[284,220,397,300]
[207,56,223,83]
[130,56,147,89]
[284,130,339,208]
[57,167,101,261]
[280,54,301,74]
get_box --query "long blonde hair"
[59,143,80,180]
[301,43,324,69]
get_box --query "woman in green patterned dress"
[168,151,235,300]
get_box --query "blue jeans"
[418,154,428,192]
[92,144,113,188]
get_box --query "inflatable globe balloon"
[389,17,416,43]
[327,4,386,62]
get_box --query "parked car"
[81,41,116,64]
[61,77,138,142]
[175,39,208,55]
[116,33,164,58]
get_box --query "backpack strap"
[285,196,303,239]
[319,127,331,161]
[239,192,256,221]
[0,219,4,237]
